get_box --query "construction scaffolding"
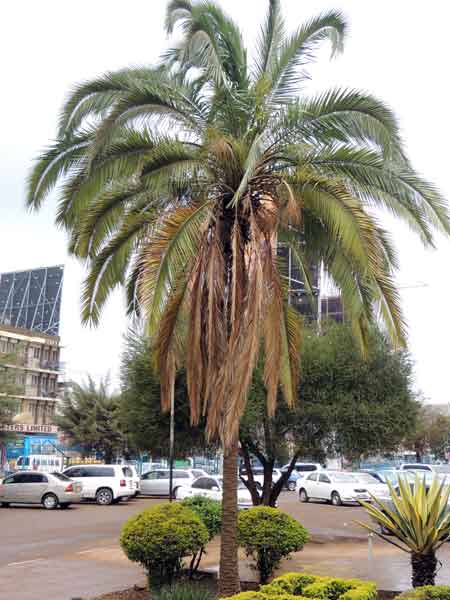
[0,265,64,336]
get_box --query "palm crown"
[27,0,449,444]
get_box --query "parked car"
[239,467,282,490]
[176,475,252,508]
[280,469,302,491]
[62,464,134,505]
[281,462,323,478]
[16,454,64,473]
[351,472,391,498]
[298,470,382,506]
[140,468,208,497]
[123,465,140,497]
[399,463,434,472]
[0,471,82,509]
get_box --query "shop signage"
[0,423,58,434]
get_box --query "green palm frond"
[27,129,93,210]
[269,10,347,105]
[253,0,285,81]
[80,211,158,325]
[137,200,212,336]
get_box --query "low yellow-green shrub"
[224,573,376,600]
[398,587,450,600]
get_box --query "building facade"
[0,324,62,426]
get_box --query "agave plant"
[359,475,450,588]
[27,0,449,594]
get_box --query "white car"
[298,470,381,506]
[123,465,140,496]
[140,468,208,497]
[399,463,435,473]
[176,475,253,508]
[240,467,282,490]
[351,472,391,500]
[281,462,323,478]
[62,464,135,505]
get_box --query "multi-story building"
[0,323,61,426]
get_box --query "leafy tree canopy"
[55,376,124,462]
[0,352,21,444]
[240,322,419,504]
[119,332,215,458]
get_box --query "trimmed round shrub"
[398,588,450,600]
[237,507,309,583]
[181,496,222,540]
[120,502,209,588]
[180,496,222,575]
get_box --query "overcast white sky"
[1,1,449,400]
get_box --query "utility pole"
[168,378,175,502]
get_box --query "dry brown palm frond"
[261,237,283,416]
[203,228,227,411]
[154,281,190,411]
[186,248,208,425]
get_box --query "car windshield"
[353,473,379,484]
[51,472,72,482]
[329,473,356,483]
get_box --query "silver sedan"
[0,471,83,509]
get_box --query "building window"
[0,338,7,353]
[33,347,41,359]
[31,374,39,386]
[43,348,49,361]
[51,349,59,363]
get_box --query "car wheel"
[60,503,71,509]
[42,493,58,510]
[287,481,296,492]
[255,482,262,491]
[299,488,309,503]
[0,502,10,508]
[331,492,343,506]
[172,487,181,500]
[96,488,114,506]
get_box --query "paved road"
[0,493,380,600]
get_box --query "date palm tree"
[27,0,448,593]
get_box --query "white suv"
[62,464,134,505]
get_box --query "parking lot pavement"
[0,492,375,600]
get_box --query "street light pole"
[168,378,175,502]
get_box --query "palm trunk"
[218,440,240,597]
[411,551,437,587]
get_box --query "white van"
[62,464,134,505]
[16,455,63,473]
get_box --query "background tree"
[240,323,419,506]
[0,352,21,448]
[120,332,214,458]
[27,0,449,593]
[55,377,124,462]
[404,405,450,462]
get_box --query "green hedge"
[398,587,450,600]
[120,502,208,588]
[224,573,376,600]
